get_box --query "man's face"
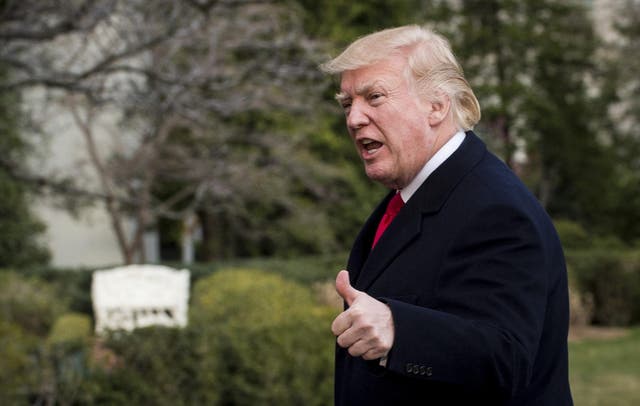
[338,54,435,190]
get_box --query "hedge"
[566,249,640,326]
[0,268,337,405]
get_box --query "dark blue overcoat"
[335,132,573,406]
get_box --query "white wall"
[34,202,124,268]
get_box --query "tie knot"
[387,193,404,216]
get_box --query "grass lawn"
[569,327,640,406]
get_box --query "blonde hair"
[320,25,481,130]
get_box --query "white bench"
[92,265,190,333]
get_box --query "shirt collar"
[400,131,466,202]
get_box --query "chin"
[365,158,401,184]
[365,169,395,188]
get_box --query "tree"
[0,67,49,267]
[437,0,617,233]
[1,0,364,262]
[1,0,196,263]
[599,0,640,242]
[295,0,426,50]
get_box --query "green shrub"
[0,273,96,405]
[45,313,93,404]
[567,250,640,326]
[182,252,347,286]
[48,313,92,346]
[67,268,336,405]
[79,327,203,406]
[190,268,336,405]
[555,219,591,249]
[568,264,594,326]
[23,266,96,315]
[0,320,40,404]
[0,271,67,336]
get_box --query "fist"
[331,270,395,360]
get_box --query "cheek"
[401,128,430,164]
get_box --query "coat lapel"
[350,131,487,291]
[346,193,390,285]
[353,200,422,290]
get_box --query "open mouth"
[362,138,383,155]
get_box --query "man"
[321,25,572,405]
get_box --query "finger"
[362,348,387,361]
[335,270,359,306]
[336,325,362,348]
[331,311,352,336]
[347,339,371,358]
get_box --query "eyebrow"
[335,91,350,104]
[335,81,382,104]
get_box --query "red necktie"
[372,192,404,248]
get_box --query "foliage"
[182,252,348,286]
[73,268,337,405]
[189,269,335,405]
[0,271,66,336]
[0,265,339,404]
[598,0,640,243]
[568,271,594,327]
[295,0,425,49]
[77,269,337,405]
[0,319,40,403]
[48,313,92,346]
[436,0,620,238]
[567,249,640,326]
[78,327,206,405]
[555,219,592,250]
[0,272,79,404]
[26,266,95,316]
[1,0,368,262]
[555,219,627,251]
[0,68,50,268]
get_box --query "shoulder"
[460,149,539,212]
[438,146,559,237]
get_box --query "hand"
[331,270,395,360]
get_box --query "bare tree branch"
[5,0,337,261]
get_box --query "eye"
[368,92,384,103]
[340,101,352,113]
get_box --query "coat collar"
[350,131,487,290]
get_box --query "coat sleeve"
[384,204,551,396]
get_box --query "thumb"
[335,270,359,306]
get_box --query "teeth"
[361,138,381,155]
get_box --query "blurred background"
[1,0,638,404]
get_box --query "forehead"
[339,55,409,95]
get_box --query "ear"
[427,94,451,126]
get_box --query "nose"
[346,99,370,132]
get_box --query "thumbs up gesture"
[331,270,395,361]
